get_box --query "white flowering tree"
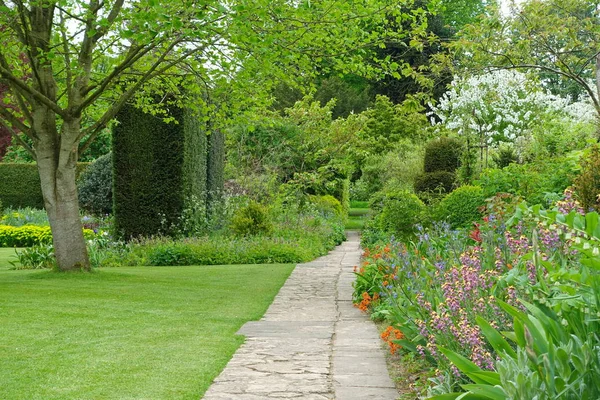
[429,70,596,169]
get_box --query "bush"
[230,202,273,236]
[78,153,113,215]
[434,185,485,228]
[0,225,95,247]
[476,157,576,205]
[375,191,427,239]
[413,171,456,194]
[309,195,344,217]
[574,145,600,212]
[0,163,89,209]
[423,137,463,173]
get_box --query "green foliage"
[359,95,431,155]
[309,195,344,217]
[77,153,113,216]
[113,104,208,239]
[424,137,463,173]
[0,225,95,247]
[0,207,49,226]
[374,191,428,239]
[0,163,89,209]
[353,140,425,196]
[574,145,600,212]
[10,244,56,270]
[207,130,225,227]
[435,185,485,228]
[414,171,456,195]
[0,225,53,247]
[476,157,577,205]
[230,202,273,236]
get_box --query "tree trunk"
[35,115,90,271]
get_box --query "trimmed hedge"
[0,225,94,247]
[424,137,463,173]
[113,104,207,239]
[0,163,89,209]
[206,129,225,224]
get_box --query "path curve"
[202,231,398,400]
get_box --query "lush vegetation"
[1,0,599,398]
[0,259,294,399]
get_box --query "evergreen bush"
[113,104,207,239]
[413,171,456,194]
[78,153,113,215]
[424,137,463,173]
[0,163,88,209]
[435,185,485,228]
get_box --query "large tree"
[0,0,432,271]
[455,0,600,122]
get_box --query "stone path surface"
[202,231,399,400]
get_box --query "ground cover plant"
[0,260,295,399]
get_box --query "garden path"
[202,231,398,400]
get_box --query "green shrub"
[0,225,95,247]
[375,191,427,239]
[424,137,463,173]
[11,244,56,270]
[113,104,208,239]
[230,202,273,236]
[78,153,113,215]
[309,195,344,217]
[413,171,456,194]
[434,185,485,228]
[574,145,600,212]
[476,157,576,205]
[0,163,89,209]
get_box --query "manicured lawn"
[0,256,294,399]
[0,247,20,268]
[345,205,370,230]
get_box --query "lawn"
[345,204,370,230]
[0,250,294,399]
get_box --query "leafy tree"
[455,0,600,127]
[0,0,433,270]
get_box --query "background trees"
[0,0,433,271]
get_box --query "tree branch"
[0,118,36,159]
[0,105,32,136]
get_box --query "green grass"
[345,206,370,230]
[350,200,369,209]
[0,247,20,268]
[0,259,294,399]
[345,217,365,230]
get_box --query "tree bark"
[34,111,90,271]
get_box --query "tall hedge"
[206,129,225,223]
[113,104,206,239]
[0,163,89,209]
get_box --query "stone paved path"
[202,231,398,400]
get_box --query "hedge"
[424,137,463,173]
[113,104,207,239]
[0,225,95,247]
[0,163,89,209]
